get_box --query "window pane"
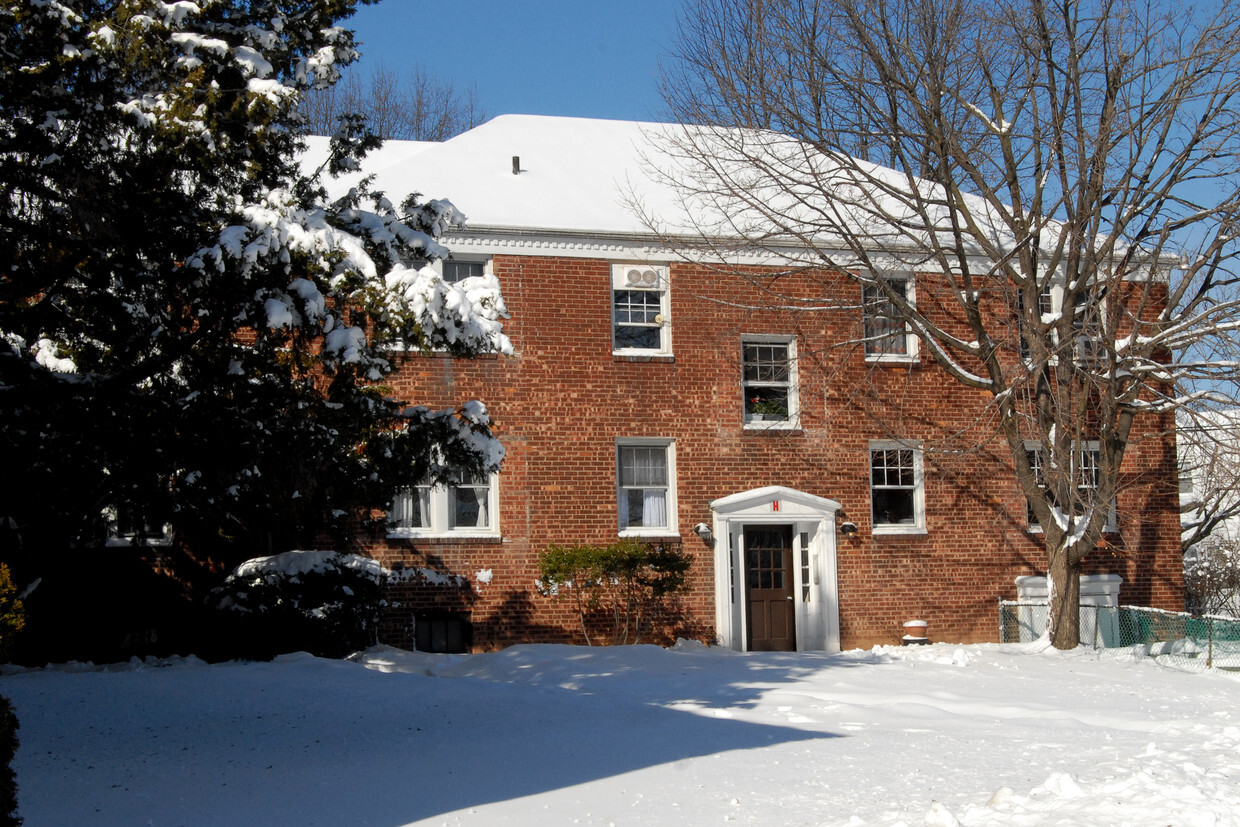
[620,446,668,486]
[872,488,915,525]
[744,387,789,419]
[743,344,789,382]
[451,486,488,529]
[614,325,661,350]
[871,448,915,487]
[393,488,429,528]
[442,260,486,283]
[863,283,908,355]
[613,290,661,324]
[624,488,645,527]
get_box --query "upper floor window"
[742,336,798,428]
[389,469,499,537]
[400,256,492,284]
[1024,441,1115,532]
[442,258,489,283]
[870,442,926,534]
[617,439,676,535]
[612,264,670,355]
[863,279,916,361]
[1019,279,1104,363]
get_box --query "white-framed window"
[399,256,492,283]
[612,264,670,355]
[742,335,799,428]
[389,469,499,537]
[1020,278,1104,363]
[1024,441,1116,532]
[616,439,677,535]
[441,257,490,283]
[862,278,917,361]
[869,441,926,534]
[104,505,172,547]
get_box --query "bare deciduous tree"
[300,64,485,141]
[659,0,1240,648]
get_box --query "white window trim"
[439,256,493,283]
[1023,440,1116,533]
[741,334,800,429]
[615,437,679,537]
[1023,278,1105,365]
[611,263,671,356]
[387,472,501,539]
[869,440,927,535]
[862,276,919,363]
[400,256,493,282]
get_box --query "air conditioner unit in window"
[626,268,659,287]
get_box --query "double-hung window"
[862,278,916,361]
[617,440,676,534]
[1019,279,1104,363]
[612,264,670,355]
[742,336,798,427]
[1024,442,1115,531]
[1070,290,1105,362]
[389,469,499,537]
[870,442,926,533]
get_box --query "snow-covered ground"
[3,640,1239,826]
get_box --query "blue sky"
[344,1,684,123]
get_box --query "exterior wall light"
[839,521,859,538]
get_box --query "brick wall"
[364,255,1183,650]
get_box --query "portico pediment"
[710,486,841,519]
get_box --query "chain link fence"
[999,601,1240,670]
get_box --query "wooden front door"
[745,525,795,651]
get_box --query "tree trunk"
[1047,550,1082,650]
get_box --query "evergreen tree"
[0,1,510,563]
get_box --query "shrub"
[0,695,19,826]
[537,539,691,645]
[0,566,24,663]
[208,551,387,659]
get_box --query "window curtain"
[642,488,667,527]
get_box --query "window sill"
[864,354,919,365]
[613,353,674,363]
[871,525,927,536]
[618,529,682,541]
[387,530,502,542]
[743,420,801,432]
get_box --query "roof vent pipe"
[512,155,520,175]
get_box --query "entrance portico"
[709,486,842,652]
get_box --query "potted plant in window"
[748,397,788,422]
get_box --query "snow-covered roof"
[305,114,1109,267]
[309,114,688,237]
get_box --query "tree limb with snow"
[0,0,509,561]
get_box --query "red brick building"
[338,115,1183,652]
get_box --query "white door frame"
[709,486,842,652]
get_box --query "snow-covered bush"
[209,551,387,658]
[1184,545,1240,618]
